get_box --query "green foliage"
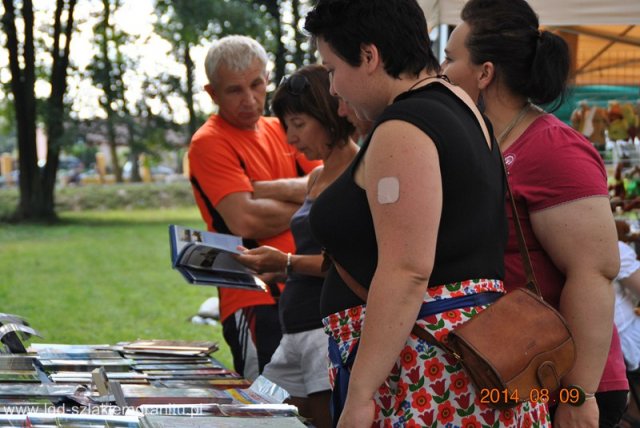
[155,0,272,47]
[0,208,231,368]
[0,182,197,220]
[66,137,99,168]
[0,99,16,154]
[0,97,16,135]
[56,182,196,211]
[88,0,133,115]
[0,188,19,219]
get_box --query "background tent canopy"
[419,0,640,86]
[420,0,640,27]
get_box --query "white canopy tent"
[419,0,640,27]
[419,0,640,85]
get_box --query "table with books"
[0,333,305,427]
[0,225,308,426]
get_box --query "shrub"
[0,181,196,218]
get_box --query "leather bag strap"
[332,261,368,302]
[331,257,458,354]
[499,152,540,296]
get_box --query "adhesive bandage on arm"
[377,176,400,204]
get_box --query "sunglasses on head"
[279,74,310,96]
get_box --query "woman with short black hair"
[304,0,548,426]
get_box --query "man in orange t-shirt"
[189,35,320,381]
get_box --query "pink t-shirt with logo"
[503,113,627,392]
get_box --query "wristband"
[285,252,293,275]
[565,384,596,407]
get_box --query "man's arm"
[216,191,300,240]
[251,176,309,204]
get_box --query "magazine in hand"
[169,225,267,292]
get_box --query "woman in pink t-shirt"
[442,0,627,427]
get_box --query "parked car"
[122,161,182,183]
[0,170,19,187]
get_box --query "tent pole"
[437,24,449,63]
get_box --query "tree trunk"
[43,0,77,219]
[184,42,197,141]
[180,43,198,175]
[2,0,77,222]
[125,116,141,182]
[127,151,141,182]
[292,0,306,67]
[2,0,46,221]
[100,0,122,182]
[263,1,285,85]
[106,116,119,182]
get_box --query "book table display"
[0,226,310,426]
[0,338,305,427]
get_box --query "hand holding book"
[234,245,288,274]
[236,245,326,279]
[169,225,268,292]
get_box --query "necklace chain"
[497,103,530,144]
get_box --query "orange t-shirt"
[188,115,321,322]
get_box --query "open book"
[169,225,267,292]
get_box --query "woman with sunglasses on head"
[441,1,625,427]
[235,64,358,428]
[303,0,549,426]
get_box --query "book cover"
[49,371,149,384]
[169,225,268,292]
[131,363,221,371]
[120,384,233,406]
[0,355,37,371]
[0,383,82,397]
[138,403,301,421]
[36,350,122,360]
[0,371,40,382]
[123,339,219,358]
[28,343,111,353]
[38,358,134,372]
[143,371,238,381]
[1,414,142,427]
[152,378,250,389]
[141,414,305,427]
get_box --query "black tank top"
[279,197,324,333]
[309,82,507,317]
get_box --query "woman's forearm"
[346,268,428,402]
[558,272,614,392]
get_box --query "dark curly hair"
[272,64,354,147]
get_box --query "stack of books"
[0,340,303,426]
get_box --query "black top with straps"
[279,196,325,333]
[309,82,508,317]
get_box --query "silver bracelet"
[285,252,293,275]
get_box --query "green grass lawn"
[0,207,232,369]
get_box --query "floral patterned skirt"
[322,278,551,427]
